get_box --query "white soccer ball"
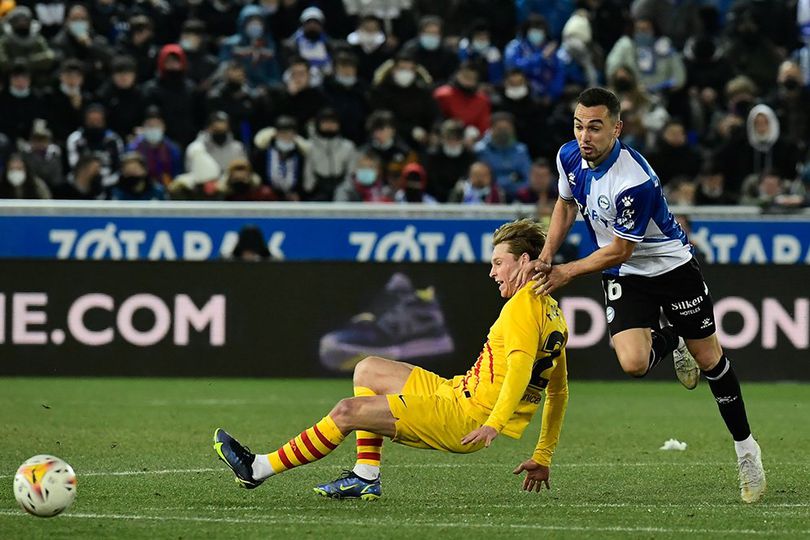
[13,455,77,517]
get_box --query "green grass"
[0,378,808,539]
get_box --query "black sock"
[704,355,751,442]
[647,325,679,373]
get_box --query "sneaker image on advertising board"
[319,273,455,371]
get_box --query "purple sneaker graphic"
[319,273,454,371]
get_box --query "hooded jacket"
[220,5,281,86]
[303,124,357,201]
[143,45,200,146]
[0,8,55,84]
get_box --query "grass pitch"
[0,378,808,539]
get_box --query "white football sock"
[734,434,758,459]
[252,454,275,480]
[352,463,380,481]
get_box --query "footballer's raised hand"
[461,425,498,447]
[517,258,551,289]
[513,459,550,492]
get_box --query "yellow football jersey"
[451,283,569,450]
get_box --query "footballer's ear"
[614,119,623,138]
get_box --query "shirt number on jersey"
[528,330,567,391]
[607,280,623,301]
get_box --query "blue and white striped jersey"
[556,139,692,277]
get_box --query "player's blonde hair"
[492,218,546,260]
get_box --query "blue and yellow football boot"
[314,470,381,500]
[213,428,263,489]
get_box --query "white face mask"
[393,69,415,87]
[442,143,463,157]
[275,139,296,152]
[10,86,31,98]
[505,85,529,100]
[68,20,90,39]
[143,127,164,144]
[7,170,26,187]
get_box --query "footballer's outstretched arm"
[533,235,636,296]
[515,351,569,492]
[540,197,578,264]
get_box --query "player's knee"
[352,356,381,387]
[329,398,358,427]
[620,356,649,378]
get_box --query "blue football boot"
[314,470,381,500]
[213,428,263,489]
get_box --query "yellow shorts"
[386,367,485,454]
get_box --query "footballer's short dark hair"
[577,87,621,120]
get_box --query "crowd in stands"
[0,0,808,212]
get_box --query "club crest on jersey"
[567,172,576,185]
[598,195,610,210]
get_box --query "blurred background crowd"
[0,0,808,212]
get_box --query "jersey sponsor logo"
[567,172,576,185]
[521,391,543,404]
[598,195,611,210]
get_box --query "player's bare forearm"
[539,197,578,262]
[533,236,636,295]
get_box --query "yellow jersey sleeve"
[482,289,542,432]
[532,349,569,466]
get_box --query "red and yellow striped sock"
[354,386,383,469]
[266,415,345,475]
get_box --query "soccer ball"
[13,455,77,517]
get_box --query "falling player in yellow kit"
[214,218,569,498]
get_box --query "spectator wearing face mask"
[222,158,275,202]
[50,3,113,91]
[515,157,558,215]
[95,56,148,141]
[187,111,247,177]
[334,149,392,203]
[474,112,531,202]
[448,160,505,204]
[253,115,310,201]
[433,62,492,137]
[647,119,702,186]
[457,21,504,85]
[20,123,64,189]
[206,61,267,146]
[143,45,202,147]
[556,9,601,89]
[114,15,158,84]
[304,108,357,201]
[322,52,369,145]
[0,61,44,144]
[606,17,685,100]
[278,56,329,135]
[393,162,437,204]
[491,68,548,159]
[360,110,419,188]
[283,7,335,86]
[53,153,104,200]
[221,5,281,87]
[347,15,395,84]
[66,104,124,186]
[504,14,565,102]
[424,119,475,202]
[178,19,218,87]
[767,61,810,155]
[401,15,459,84]
[0,6,55,86]
[370,52,439,149]
[0,152,51,199]
[127,107,183,187]
[43,59,88,144]
[108,151,167,201]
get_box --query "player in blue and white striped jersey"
[521,87,765,504]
